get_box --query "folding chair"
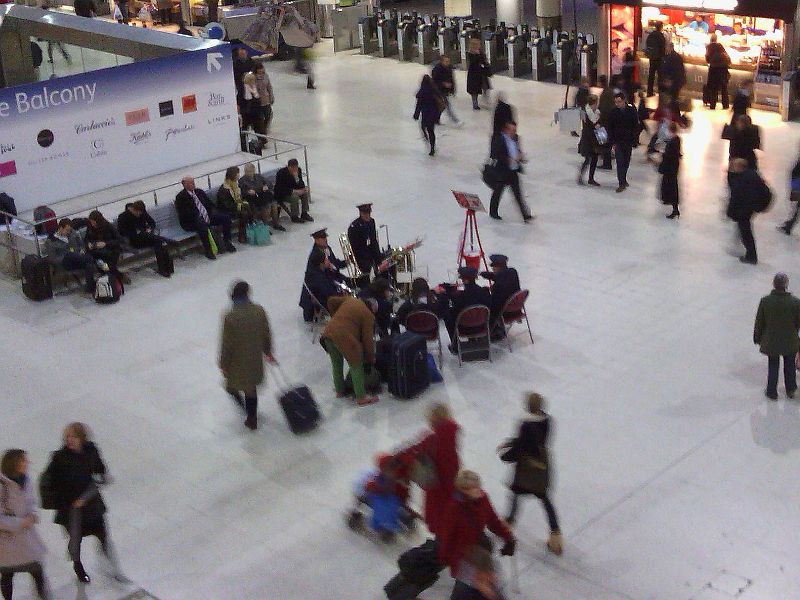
[498,289,533,352]
[405,310,443,368]
[455,305,491,367]
[303,282,330,343]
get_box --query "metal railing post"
[153,190,158,206]
[303,145,311,201]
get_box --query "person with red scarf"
[438,470,515,600]
[402,403,460,536]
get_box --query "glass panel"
[31,38,134,81]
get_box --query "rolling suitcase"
[384,539,443,599]
[21,255,53,301]
[155,244,174,277]
[387,332,429,399]
[274,366,320,434]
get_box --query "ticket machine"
[397,13,418,61]
[438,17,460,65]
[506,25,531,78]
[416,16,439,64]
[377,9,398,58]
[529,29,555,82]
[555,33,575,85]
[459,18,480,67]
[358,14,379,55]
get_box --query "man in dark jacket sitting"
[480,254,521,324]
[118,200,174,277]
[44,218,97,293]
[442,266,492,352]
[274,159,312,224]
[175,176,235,260]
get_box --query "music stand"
[452,191,488,273]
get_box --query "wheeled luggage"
[384,539,443,600]
[155,244,174,277]
[21,255,53,301]
[387,332,429,399]
[275,366,321,434]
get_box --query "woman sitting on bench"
[85,210,129,284]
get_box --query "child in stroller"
[347,453,418,542]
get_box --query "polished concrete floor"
[2,40,800,600]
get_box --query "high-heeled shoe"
[74,561,91,583]
[666,211,680,219]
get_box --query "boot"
[546,531,563,556]
[74,561,90,584]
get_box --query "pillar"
[496,0,522,26]
[537,0,561,29]
[444,0,473,18]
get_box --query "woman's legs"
[506,492,521,524]
[578,156,590,183]
[588,155,599,183]
[471,93,479,110]
[28,563,47,599]
[425,124,436,155]
[1,570,13,600]
[540,494,559,532]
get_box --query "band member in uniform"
[300,248,342,322]
[480,254,521,325]
[442,266,491,352]
[359,277,394,339]
[347,203,384,287]
[307,228,347,278]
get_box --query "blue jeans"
[62,252,96,291]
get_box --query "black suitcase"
[21,255,52,301]
[375,338,393,381]
[383,572,438,600]
[702,84,712,106]
[275,367,320,434]
[155,244,174,277]
[384,539,443,599]
[387,332,429,399]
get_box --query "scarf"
[224,180,242,208]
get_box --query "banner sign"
[0,45,240,212]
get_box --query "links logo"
[37,129,54,148]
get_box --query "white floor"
[3,41,800,600]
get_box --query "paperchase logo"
[0,143,14,155]
[75,118,115,135]
[125,108,150,127]
[129,130,152,145]
[165,124,195,141]
[90,138,107,158]
[208,92,226,107]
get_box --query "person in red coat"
[438,470,515,599]
[406,403,461,536]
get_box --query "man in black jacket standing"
[175,176,235,260]
[274,159,312,223]
[727,158,768,265]
[347,203,383,286]
[432,55,461,126]
[644,22,666,97]
[607,93,639,193]
[489,121,532,222]
[659,42,686,98]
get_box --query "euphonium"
[339,233,365,282]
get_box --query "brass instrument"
[378,236,424,297]
[339,232,365,283]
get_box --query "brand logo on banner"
[181,94,197,113]
[37,129,55,148]
[129,130,152,145]
[165,124,196,141]
[208,92,225,107]
[0,143,15,155]
[208,114,233,126]
[74,118,116,135]
[0,160,17,178]
[90,138,107,158]
[159,100,174,118]
[125,108,150,126]
[27,151,69,166]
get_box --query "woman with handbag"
[42,423,126,584]
[658,122,682,220]
[577,95,602,187]
[498,393,562,556]
[466,37,490,111]
[414,75,442,157]
[0,449,50,600]
[778,152,800,235]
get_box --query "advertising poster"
[0,45,239,213]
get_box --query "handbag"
[207,229,218,256]
[594,126,609,145]
[511,448,549,497]
[721,123,733,140]
[410,454,438,489]
[481,160,502,188]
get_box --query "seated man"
[274,158,313,224]
[44,218,97,293]
[359,277,394,339]
[299,248,342,322]
[239,163,283,231]
[117,200,174,277]
[394,277,443,330]
[480,254,521,325]
[442,266,491,351]
[174,176,235,260]
[308,228,346,282]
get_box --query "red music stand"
[452,191,488,273]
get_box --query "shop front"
[595,0,800,115]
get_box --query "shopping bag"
[207,229,218,256]
[594,126,609,145]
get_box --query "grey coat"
[219,301,273,390]
[0,475,46,568]
[43,230,84,265]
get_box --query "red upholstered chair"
[455,304,491,367]
[499,289,533,352]
[405,310,442,368]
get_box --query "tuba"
[339,233,365,283]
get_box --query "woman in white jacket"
[0,449,49,600]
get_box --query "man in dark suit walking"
[175,176,235,260]
[607,92,640,193]
[489,121,532,222]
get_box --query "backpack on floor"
[33,205,57,235]
[94,273,124,304]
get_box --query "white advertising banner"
[0,45,240,213]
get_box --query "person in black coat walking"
[414,75,442,156]
[466,37,490,110]
[489,121,532,221]
[779,152,800,235]
[606,92,640,193]
[498,393,562,556]
[658,122,682,219]
[728,114,761,172]
[493,93,514,135]
[175,176,235,259]
[578,95,602,186]
[727,158,767,265]
[705,35,731,110]
[42,423,125,584]
[731,80,753,125]
[431,55,461,126]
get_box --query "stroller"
[346,454,419,543]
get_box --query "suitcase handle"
[269,363,293,391]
